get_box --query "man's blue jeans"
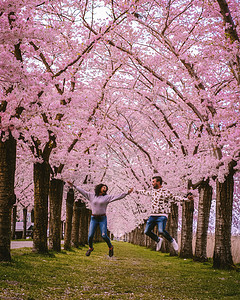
[88,215,112,249]
[144,215,173,243]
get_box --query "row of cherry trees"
[91,0,240,268]
[0,0,239,269]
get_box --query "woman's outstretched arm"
[67,181,91,200]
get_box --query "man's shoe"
[109,246,114,257]
[156,237,163,251]
[171,239,178,251]
[86,248,93,256]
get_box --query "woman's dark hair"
[95,184,108,196]
[152,176,162,185]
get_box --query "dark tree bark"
[168,203,179,256]
[194,180,212,262]
[83,208,90,245]
[213,166,235,269]
[32,162,50,253]
[0,132,16,261]
[138,223,145,246]
[180,200,194,258]
[71,199,82,248]
[11,205,17,240]
[31,209,34,223]
[212,2,239,268]
[133,226,139,245]
[64,188,75,250]
[61,221,64,240]
[79,203,88,246]
[22,207,27,239]
[217,0,240,46]
[49,178,64,252]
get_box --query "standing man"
[137,175,193,252]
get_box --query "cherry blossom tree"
[1,0,239,269]
[0,0,44,261]
[90,0,240,268]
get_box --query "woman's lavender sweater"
[75,186,128,215]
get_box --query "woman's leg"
[99,216,112,248]
[88,216,98,249]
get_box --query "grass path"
[0,241,240,299]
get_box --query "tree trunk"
[169,203,179,256]
[49,179,64,252]
[180,200,194,258]
[139,223,145,246]
[11,205,17,240]
[22,207,27,239]
[213,167,235,269]
[31,209,34,222]
[64,188,75,250]
[0,133,16,261]
[61,221,64,240]
[32,162,50,253]
[79,203,88,246]
[85,209,91,244]
[71,199,82,248]
[194,180,212,262]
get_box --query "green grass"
[0,241,240,299]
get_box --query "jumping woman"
[67,181,133,257]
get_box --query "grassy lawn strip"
[0,241,240,299]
